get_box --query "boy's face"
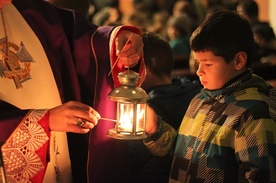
[194,51,242,90]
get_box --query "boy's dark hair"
[142,32,174,78]
[190,10,255,67]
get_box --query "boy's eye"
[205,64,212,67]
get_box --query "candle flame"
[117,104,146,132]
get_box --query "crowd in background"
[48,0,276,77]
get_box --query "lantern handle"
[108,33,133,76]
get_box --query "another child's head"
[141,32,174,89]
[190,10,255,90]
[236,0,259,22]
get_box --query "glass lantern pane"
[116,102,146,135]
[135,103,146,133]
[117,103,134,132]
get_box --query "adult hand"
[49,101,101,133]
[115,30,143,68]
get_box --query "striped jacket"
[170,70,276,183]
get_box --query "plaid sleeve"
[143,116,177,156]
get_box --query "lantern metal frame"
[107,70,148,140]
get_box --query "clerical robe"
[0,0,145,182]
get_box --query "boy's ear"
[234,51,247,70]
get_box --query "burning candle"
[107,70,148,140]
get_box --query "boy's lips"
[200,80,207,85]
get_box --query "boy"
[167,10,276,182]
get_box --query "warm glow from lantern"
[118,106,133,131]
[107,70,148,140]
[115,102,146,134]
[117,103,133,132]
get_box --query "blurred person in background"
[128,32,201,183]
[236,0,276,63]
[165,15,191,69]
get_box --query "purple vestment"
[0,0,144,182]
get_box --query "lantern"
[107,70,148,140]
